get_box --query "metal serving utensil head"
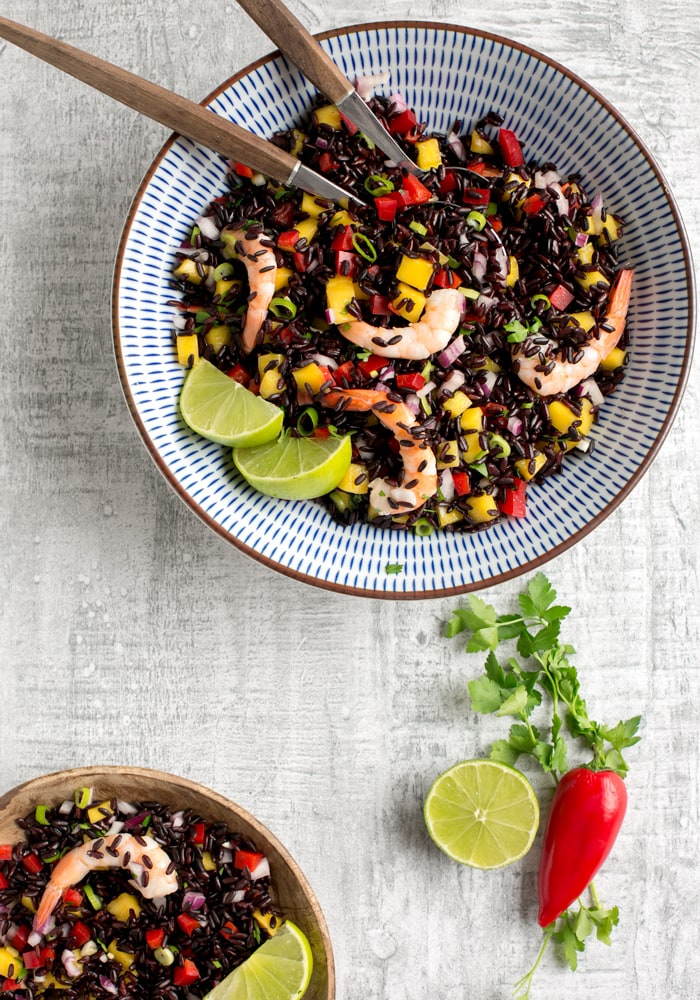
[335,89,422,176]
[286,160,365,208]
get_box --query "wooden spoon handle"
[0,15,300,183]
[236,0,352,105]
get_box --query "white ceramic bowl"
[113,22,694,598]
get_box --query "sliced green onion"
[189,225,201,246]
[409,221,428,236]
[487,201,498,216]
[84,885,102,911]
[466,211,487,232]
[460,287,481,301]
[414,518,434,537]
[530,294,551,310]
[296,407,319,436]
[351,232,378,262]
[41,852,61,863]
[74,786,92,809]
[34,805,50,826]
[363,173,394,196]
[360,132,376,150]
[269,297,298,319]
[212,262,235,281]
[488,433,512,459]
[445,254,461,269]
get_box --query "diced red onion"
[310,353,338,370]
[231,889,246,903]
[325,308,336,325]
[507,415,523,436]
[440,369,466,396]
[173,313,189,331]
[388,91,408,113]
[472,250,488,282]
[403,393,421,416]
[315,136,329,149]
[195,213,220,241]
[446,128,467,162]
[480,370,498,397]
[354,71,390,101]
[493,244,509,281]
[574,437,592,452]
[123,810,149,830]
[534,168,560,188]
[477,292,498,311]
[549,181,570,218]
[251,172,266,187]
[437,335,466,368]
[249,857,271,881]
[28,930,43,947]
[580,377,605,408]
[374,380,392,394]
[219,848,234,864]
[575,231,589,248]
[417,379,436,399]
[99,975,118,995]
[116,800,138,816]
[106,820,125,836]
[440,469,456,502]
[589,192,604,231]
[182,890,206,911]
[62,949,82,978]
[58,799,74,816]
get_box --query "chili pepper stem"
[512,926,554,998]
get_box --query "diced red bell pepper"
[374,192,402,221]
[23,947,55,970]
[277,229,300,251]
[317,151,337,173]
[522,193,547,216]
[548,283,575,311]
[334,250,359,278]
[433,268,462,289]
[173,959,200,987]
[226,364,250,387]
[438,170,459,194]
[396,372,426,391]
[489,216,503,232]
[219,920,239,940]
[498,128,525,167]
[369,293,394,316]
[146,928,166,950]
[177,913,201,937]
[191,822,206,846]
[233,849,265,872]
[401,173,432,205]
[339,110,359,135]
[357,354,391,379]
[68,920,92,948]
[331,226,355,251]
[332,360,355,385]
[317,365,335,387]
[463,186,491,206]
[388,108,417,133]
[9,924,30,951]
[498,479,527,517]
[0,846,12,861]
[1,980,20,992]
[0,872,7,890]
[233,162,254,178]
[63,888,82,906]
[22,853,43,875]
[312,426,331,439]
[452,471,471,497]
[292,250,310,272]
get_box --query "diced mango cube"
[173,258,209,285]
[294,217,319,245]
[301,192,329,219]
[442,390,471,418]
[470,130,495,155]
[415,138,442,170]
[515,451,547,481]
[575,241,595,265]
[601,346,626,372]
[337,462,369,494]
[274,266,293,292]
[215,278,240,300]
[330,210,354,228]
[459,407,484,433]
[437,504,465,528]
[436,440,461,469]
[396,255,435,291]
[506,255,519,288]
[575,269,610,291]
[326,275,357,322]
[599,215,621,243]
[87,799,113,825]
[108,939,135,971]
[106,893,142,922]
[289,129,306,156]
[253,909,281,936]
[465,493,499,523]
[392,282,428,321]
[176,333,199,367]
[549,397,595,437]
[0,945,24,978]
[292,363,327,396]
[567,310,596,333]
[201,851,217,872]
[259,369,284,399]
[205,324,232,352]
[313,104,342,129]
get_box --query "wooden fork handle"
[0,16,300,183]
[236,0,352,104]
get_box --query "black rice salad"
[171,79,631,533]
[0,789,280,997]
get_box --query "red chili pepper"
[176,912,201,937]
[63,887,83,906]
[232,161,254,178]
[451,471,471,497]
[277,229,300,251]
[396,373,426,392]
[339,110,359,135]
[68,920,92,948]
[173,959,200,987]
[537,768,627,927]
[433,268,462,290]
[146,928,166,950]
[401,173,432,205]
[498,479,527,518]
[292,250,310,273]
[388,108,417,133]
[548,283,574,311]
[233,849,264,872]
[0,846,12,861]
[226,364,250,387]
[312,426,330,439]
[22,853,43,875]
[498,128,525,167]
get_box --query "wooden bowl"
[0,765,335,1000]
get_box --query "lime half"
[233,433,352,500]
[179,358,284,448]
[203,921,313,1000]
[424,759,539,869]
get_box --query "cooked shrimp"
[224,227,277,353]
[337,287,464,360]
[33,834,179,935]
[322,388,437,513]
[515,268,633,396]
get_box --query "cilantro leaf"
[468,675,503,714]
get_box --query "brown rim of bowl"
[0,765,335,1000]
[111,19,696,601]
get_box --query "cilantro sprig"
[446,572,641,994]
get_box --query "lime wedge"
[203,921,313,1000]
[233,433,352,500]
[424,759,539,869]
[179,358,284,448]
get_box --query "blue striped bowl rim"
[112,21,695,598]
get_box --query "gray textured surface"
[1,2,699,997]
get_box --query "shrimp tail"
[33,883,62,935]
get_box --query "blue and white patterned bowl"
[113,22,694,598]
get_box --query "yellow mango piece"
[575,269,610,291]
[416,138,443,170]
[326,275,358,322]
[313,104,342,129]
[396,255,435,291]
[87,799,113,824]
[465,493,499,523]
[294,217,319,245]
[567,310,596,333]
[21,894,36,914]
[330,210,354,228]
[442,390,471,418]
[259,369,284,400]
[575,241,595,265]
[391,282,428,321]
[176,333,199,367]
[0,945,24,978]
[437,504,465,528]
[289,129,305,156]
[436,440,461,469]
[301,192,329,219]
[599,215,621,243]
[505,255,519,288]
[337,462,369,494]
[108,939,135,971]
[459,407,484,433]
[274,266,293,292]
[106,892,142,922]
[205,324,232,352]
[601,346,627,372]
[470,130,495,155]
[215,278,240,300]
[202,851,216,872]
[253,909,281,936]
[173,258,209,285]
[461,436,485,464]
[515,451,547,481]
[293,363,327,395]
